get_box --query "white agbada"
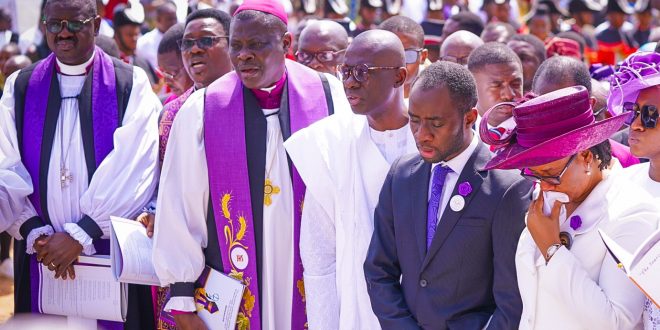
[516,171,660,330]
[284,112,417,329]
[0,53,161,254]
[619,162,660,330]
[152,73,350,330]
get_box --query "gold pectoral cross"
[60,167,73,188]
[264,178,280,206]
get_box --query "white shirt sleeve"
[152,89,209,312]
[74,68,161,247]
[542,215,657,329]
[300,191,340,330]
[0,71,40,239]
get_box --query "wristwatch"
[545,243,562,262]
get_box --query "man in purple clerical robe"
[143,9,234,330]
[151,1,350,329]
[0,0,161,328]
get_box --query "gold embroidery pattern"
[221,193,256,330]
[264,178,281,206]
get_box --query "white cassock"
[284,112,417,330]
[618,163,660,330]
[152,73,350,330]
[516,170,660,330]
[0,53,161,255]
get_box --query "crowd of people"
[0,0,659,329]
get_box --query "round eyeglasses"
[338,63,401,83]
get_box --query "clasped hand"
[34,232,83,280]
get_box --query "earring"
[586,163,591,176]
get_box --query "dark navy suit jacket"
[364,142,532,330]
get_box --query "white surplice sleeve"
[0,71,43,240]
[72,68,160,253]
[300,191,340,330]
[152,89,209,312]
[543,210,659,329]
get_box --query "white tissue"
[533,189,569,216]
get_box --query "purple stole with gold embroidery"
[204,60,329,329]
[22,47,119,327]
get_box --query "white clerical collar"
[56,50,95,76]
[432,133,479,176]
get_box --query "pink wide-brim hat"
[481,86,632,170]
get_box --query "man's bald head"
[299,20,349,51]
[348,29,405,67]
[343,30,407,119]
[440,31,483,66]
[3,55,32,77]
[532,56,591,95]
[297,20,349,74]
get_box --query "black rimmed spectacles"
[623,102,658,129]
[520,154,576,185]
[43,17,96,34]
[177,36,229,51]
[339,63,401,83]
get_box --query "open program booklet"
[599,228,660,308]
[110,216,245,329]
[110,216,160,286]
[37,255,127,321]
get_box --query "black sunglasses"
[295,49,345,64]
[404,48,423,64]
[43,17,96,34]
[623,102,658,128]
[520,154,576,185]
[177,36,228,52]
[339,63,401,83]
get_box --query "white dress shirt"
[429,133,479,222]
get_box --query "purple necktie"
[427,165,452,250]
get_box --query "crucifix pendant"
[60,167,73,188]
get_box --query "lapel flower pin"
[457,182,472,197]
[570,215,582,230]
